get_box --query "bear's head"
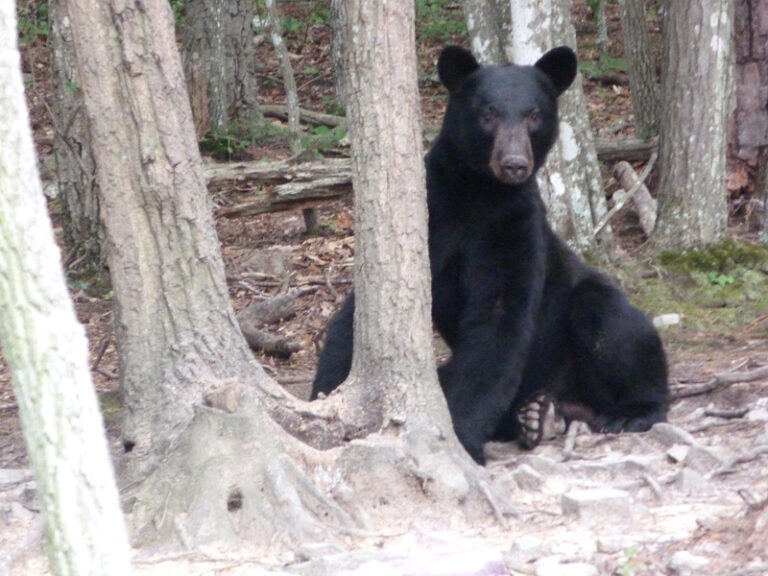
[437,45,577,185]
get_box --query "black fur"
[311,46,668,464]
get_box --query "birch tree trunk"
[0,5,131,574]
[508,0,614,255]
[49,0,103,266]
[618,0,660,138]
[460,0,506,63]
[651,1,733,250]
[182,0,262,138]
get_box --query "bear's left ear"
[534,46,578,96]
[438,46,480,93]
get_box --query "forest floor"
[2,1,768,575]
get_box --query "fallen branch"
[672,364,768,399]
[260,104,346,128]
[593,151,658,237]
[612,159,657,235]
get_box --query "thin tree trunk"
[508,0,615,255]
[330,0,347,108]
[183,0,262,138]
[460,0,506,63]
[651,1,733,250]
[49,0,103,266]
[0,5,131,574]
[618,0,660,138]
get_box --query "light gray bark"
[652,0,733,249]
[508,0,614,255]
[460,0,506,63]
[618,0,660,138]
[0,5,131,574]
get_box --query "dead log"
[595,137,656,163]
[205,139,656,218]
[240,328,301,358]
[612,160,658,235]
[594,152,657,237]
[260,104,346,128]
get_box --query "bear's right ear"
[438,46,480,93]
[534,46,578,96]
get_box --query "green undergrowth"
[626,239,768,340]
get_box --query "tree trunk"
[618,0,660,138]
[66,0,260,485]
[330,0,347,108]
[0,5,131,573]
[508,0,615,256]
[732,0,768,242]
[460,0,506,63]
[651,1,733,250]
[182,0,262,138]
[66,0,495,554]
[49,0,103,267]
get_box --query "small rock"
[561,488,631,524]
[511,464,544,491]
[517,454,568,476]
[674,468,707,494]
[535,557,598,576]
[596,536,635,554]
[668,550,709,573]
[649,423,696,447]
[683,445,724,474]
[666,444,690,463]
[0,469,33,487]
[653,313,681,328]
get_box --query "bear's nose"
[499,156,531,184]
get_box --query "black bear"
[311,45,669,464]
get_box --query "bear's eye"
[480,106,498,126]
[526,108,541,129]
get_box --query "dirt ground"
[2,1,767,574]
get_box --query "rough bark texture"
[460,0,506,63]
[732,0,768,241]
[618,0,660,138]
[509,0,614,256]
[652,0,733,250]
[49,0,103,265]
[0,6,131,574]
[64,0,494,555]
[66,0,260,485]
[343,0,455,435]
[182,0,261,137]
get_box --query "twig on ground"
[671,363,768,399]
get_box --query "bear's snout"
[497,155,531,184]
[490,123,534,185]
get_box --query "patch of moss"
[631,240,768,338]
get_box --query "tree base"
[123,387,499,556]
